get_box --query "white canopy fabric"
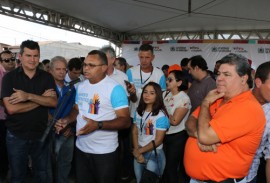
[25,0,270,34]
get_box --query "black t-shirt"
[1,67,56,140]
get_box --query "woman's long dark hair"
[137,82,168,117]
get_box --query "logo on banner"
[258,48,265,53]
[190,46,202,52]
[133,46,162,51]
[134,47,139,51]
[170,46,188,52]
[257,48,270,54]
[153,46,162,51]
[212,47,231,52]
[233,47,248,53]
[266,48,270,53]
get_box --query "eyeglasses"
[2,58,16,63]
[82,63,105,68]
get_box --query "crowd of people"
[0,40,269,183]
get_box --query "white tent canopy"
[1,0,270,45]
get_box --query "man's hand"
[62,127,73,137]
[133,148,145,163]
[55,118,69,134]
[204,89,225,106]
[76,116,98,136]
[42,89,56,97]
[197,140,220,153]
[8,88,29,104]
[127,84,136,95]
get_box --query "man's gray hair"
[100,45,116,59]
[49,56,67,69]
[220,53,253,88]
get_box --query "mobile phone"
[124,80,131,87]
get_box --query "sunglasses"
[2,58,16,63]
[166,77,179,83]
[166,77,174,82]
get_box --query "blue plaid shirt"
[246,103,270,182]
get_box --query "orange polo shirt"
[184,91,265,182]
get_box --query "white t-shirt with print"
[133,110,169,149]
[75,76,129,154]
[127,65,166,118]
[163,91,191,134]
[109,68,129,96]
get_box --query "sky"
[0,14,110,47]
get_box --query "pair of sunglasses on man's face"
[2,58,16,63]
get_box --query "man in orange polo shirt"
[184,53,265,183]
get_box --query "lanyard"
[140,112,152,134]
[140,66,153,85]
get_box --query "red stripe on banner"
[157,40,169,44]
[258,40,270,44]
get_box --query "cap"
[168,64,182,74]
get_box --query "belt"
[201,177,244,183]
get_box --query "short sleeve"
[192,106,201,118]
[1,73,13,98]
[156,115,170,130]
[110,85,128,109]
[126,69,133,83]
[178,97,191,109]
[159,75,166,91]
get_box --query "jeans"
[54,134,74,183]
[76,147,119,183]
[6,130,51,183]
[163,130,189,183]
[134,149,166,183]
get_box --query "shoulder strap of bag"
[151,140,161,176]
[144,140,162,176]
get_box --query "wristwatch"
[98,122,103,130]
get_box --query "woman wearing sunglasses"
[163,70,191,183]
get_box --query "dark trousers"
[6,130,51,183]
[118,126,133,178]
[0,120,8,180]
[76,147,118,183]
[163,130,190,183]
[255,157,266,183]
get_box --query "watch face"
[98,122,103,129]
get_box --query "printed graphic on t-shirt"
[88,94,100,114]
[145,119,154,135]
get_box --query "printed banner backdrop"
[122,40,270,71]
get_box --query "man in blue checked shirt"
[246,61,270,183]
